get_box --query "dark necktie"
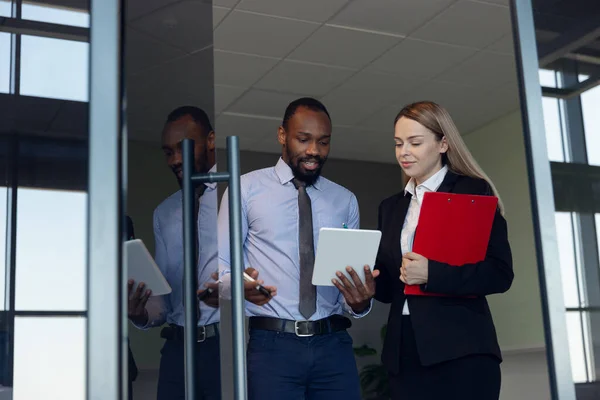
[183,184,207,320]
[292,178,317,320]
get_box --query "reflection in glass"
[20,35,88,102]
[0,186,6,311]
[555,212,579,308]
[12,317,85,399]
[0,32,10,94]
[22,1,89,28]
[566,311,589,383]
[15,188,86,311]
[0,0,9,17]
[581,85,600,167]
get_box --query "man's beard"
[288,151,325,186]
[174,150,209,187]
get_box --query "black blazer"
[374,171,514,375]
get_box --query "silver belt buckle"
[197,326,206,343]
[294,321,313,337]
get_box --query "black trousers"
[389,316,501,400]
[157,335,221,400]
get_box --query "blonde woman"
[373,101,513,400]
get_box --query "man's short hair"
[166,106,213,135]
[282,97,331,130]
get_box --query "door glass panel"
[22,1,89,28]
[0,32,10,94]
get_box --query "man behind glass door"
[218,98,378,400]
[127,106,221,400]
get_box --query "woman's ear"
[440,136,449,154]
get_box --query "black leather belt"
[160,323,219,343]
[249,315,351,337]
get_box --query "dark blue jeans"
[247,329,361,400]
[157,335,221,400]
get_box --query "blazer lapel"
[436,169,459,193]
[390,193,411,270]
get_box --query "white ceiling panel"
[214,50,279,87]
[288,25,400,69]
[435,51,517,90]
[126,0,180,22]
[215,113,280,149]
[126,27,186,75]
[368,38,478,80]
[236,0,350,23]
[487,34,514,54]
[227,89,300,118]
[411,0,511,49]
[214,10,319,58]
[254,60,356,97]
[215,85,247,114]
[213,6,230,29]
[129,1,213,53]
[322,70,424,125]
[213,0,240,7]
[474,0,509,5]
[331,0,456,36]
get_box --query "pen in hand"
[243,272,272,298]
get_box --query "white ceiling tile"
[127,0,180,21]
[213,6,230,29]
[236,0,349,23]
[227,89,300,118]
[435,51,517,90]
[214,0,239,7]
[215,85,247,114]
[214,10,319,58]
[215,113,279,149]
[330,0,455,36]
[126,27,186,75]
[129,1,213,52]
[214,50,279,87]
[288,25,401,69]
[368,38,478,80]
[321,70,424,125]
[473,0,509,5]
[254,60,356,97]
[487,34,514,54]
[411,0,511,49]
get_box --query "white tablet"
[125,239,172,296]
[312,228,382,286]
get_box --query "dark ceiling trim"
[538,14,600,67]
[542,74,600,99]
[0,16,88,42]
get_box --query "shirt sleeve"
[218,183,249,300]
[131,209,168,330]
[338,193,371,318]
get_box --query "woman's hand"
[400,252,428,285]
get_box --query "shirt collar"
[404,165,448,196]
[274,157,322,190]
[204,164,217,190]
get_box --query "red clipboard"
[404,192,498,296]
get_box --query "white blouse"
[400,165,448,315]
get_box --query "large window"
[0,1,89,398]
[541,66,600,385]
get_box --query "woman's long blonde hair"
[395,101,505,215]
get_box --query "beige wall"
[463,111,546,351]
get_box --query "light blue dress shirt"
[218,158,370,321]
[138,165,219,328]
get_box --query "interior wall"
[463,111,547,351]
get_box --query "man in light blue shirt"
[218,97,379,399]
[127,106,221,400]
